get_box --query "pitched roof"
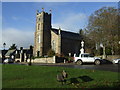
[5,49,16,56]
[51,28,81,40]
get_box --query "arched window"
[39,35,40,43]
[52,40,56,51]
[38,24,40,30]
[38,35,40,43]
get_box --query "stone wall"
[51,30,59,54]
[15,56,65,63]
[106,55,120,61]
[15,58,21,62]
[32,56,56,63]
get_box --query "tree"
[9,44,17,50]
[86,7,120,55]
[79,29,84,40]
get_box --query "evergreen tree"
[9,44,17,50]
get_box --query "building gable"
[51,28,81,40]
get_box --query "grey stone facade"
[34,10,81,57]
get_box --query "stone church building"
[34,10,81,57]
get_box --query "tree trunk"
[103,46,106,59]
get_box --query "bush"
[47,49,55,57]
[106,47,112,55]
[35,56,44,58]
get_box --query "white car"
[4,59,14,63]
[112,59,120,64]
[74,53,102,65]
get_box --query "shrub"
[47,49,55,57]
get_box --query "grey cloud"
[52,12,88,32]
[2,28,34,49]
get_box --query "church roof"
[51,28,81,40]
[5,49,16,56]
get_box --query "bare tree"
[86,7,120,55]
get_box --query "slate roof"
[51,28,81,40]
[5,49,16,56]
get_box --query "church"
[33,10,82,57]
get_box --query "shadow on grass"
[78,76,94,82]
[68,75,93,85]
[69,78,80,84]
[67,76,120,89]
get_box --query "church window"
[39,35,40,43]
[52,40,56,51]
[38,37,39,43]
[38,35,40,43]
[38,24,40,30]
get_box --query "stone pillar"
[20,54,22,62]
[20,47,24,62]
[58,27,61,55]
[24,53,27,62]
[53,56,56,63]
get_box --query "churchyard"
[1,2,120,89]
[2,64,120,88]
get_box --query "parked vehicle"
[112,58,120,64]
[74,53,102,65]
[3,59,14,63]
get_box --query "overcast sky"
[1,1,118,49]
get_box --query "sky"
[1,1,118,49]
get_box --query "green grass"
[2,64,120,88]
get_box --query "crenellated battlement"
[36,9,51,16]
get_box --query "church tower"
[34,9,51,56]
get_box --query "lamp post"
[3,43,6,50]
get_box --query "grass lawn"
[2,64,120,88]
